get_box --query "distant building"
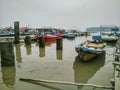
[86,25,120,33]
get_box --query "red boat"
[34,33,62,42]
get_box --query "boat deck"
[85,42,105,48]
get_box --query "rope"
[20,78,113,89]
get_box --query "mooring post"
[39,36,45,47]
[14,21,20,44]
[15,44,22,63]
[1,66,16,86]
[56,50,63,60]
[26,45,32,55]
[56,37,63,50]
[39,47,45,57]
[85,32,88,38]
[0,41,15,66]
[24,36,31,45]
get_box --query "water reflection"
[39,47,45,57]
[15,44,22,63]
[106,42,116,47]
[25,45,32,55]
[73,52,105,89]
[35,41,55,47]
[1,66,16,88]
[56,50,63,60]
[45,41,56,46]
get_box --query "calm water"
[0,36,115,90]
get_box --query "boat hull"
[77,50,105,61]
[75,40,106,61]
[34,33,62,42]
[101,35,118,43]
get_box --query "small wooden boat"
[75,40,106,61]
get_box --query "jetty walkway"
[112,36,120,90]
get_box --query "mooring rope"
[20,78,113,89]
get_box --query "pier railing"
[112,36,120,90]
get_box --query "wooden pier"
[0,35,35,43]
[112,36,120,90]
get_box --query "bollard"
[56,37,63,50]
[14,21,20,44]
[39,36,45,47]
[24,36,31,45]
[0,41,15,66]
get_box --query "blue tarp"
[92,35,102,40]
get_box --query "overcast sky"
[0,0,120,30]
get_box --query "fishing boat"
[101,34,118,43]
[62,33,76,39]
[34,33,62,42]
[75,36,106,61]
[34,27,62,42]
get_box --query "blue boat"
[75,36,106,61]
[62,33,76,40]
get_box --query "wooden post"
[15,44,22,63]
[56,50,63,60]
[85,32,88,38]
[56,37,63,50]
[26,45,32,55]
[14,21,20,44]
[39,47,45,57]
[24,36,31,45]
[39,36,45,47]
[1,66,16,86]
[0,41,15,66]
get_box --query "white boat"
[101,35,118,42]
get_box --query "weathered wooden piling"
[15,44,22,63]
[1,66,16,86]
[14,21,20,44]
[85,32,88,38]
[0,41,15,66]
[39,47,45,57]
[56,37,63,50]
[56,50,63,60]
[26,45,32,55]
[39,36,45,47]
[24,36,31,45]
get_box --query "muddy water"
[0,36,115,90]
